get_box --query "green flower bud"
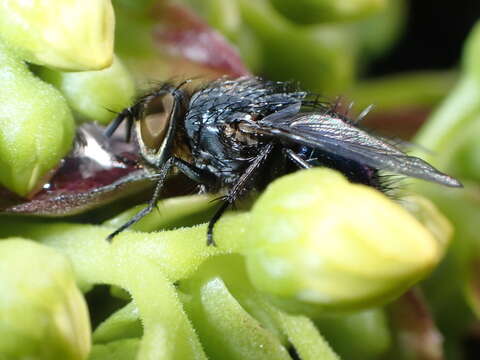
[39,56,135,124]
[245,169,445,312]
[238,0,356,94]
[355,0,406,61]
[0,238,91,360]
[0,42,74,196]
[0,0,114,70]
[269,0,386,24]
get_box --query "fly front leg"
[104,107,134,142]
[106,157,176,241]
[106,157,216,242]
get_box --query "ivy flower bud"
[0,239,91,360]
[0,0,114,70]
[245,169,445,312]
[0,42,74,196]
[39,56,135,124]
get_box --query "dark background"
[372,0,480,75]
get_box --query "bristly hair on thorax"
[184,77,401,194]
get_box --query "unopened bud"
[39,56,135,124]
[245,169,445,312]
[0,0,114,70]
[0,42,74,196]
[0,238,91,360]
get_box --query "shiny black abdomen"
[297,146,383,190]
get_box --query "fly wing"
[257,111,461,187]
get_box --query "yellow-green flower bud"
[0,42,74,196]
[39,56,135,124]
[0,238,91,360]
[0,0,114,70]
[245,169,445,312]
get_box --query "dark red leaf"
[0,124,148,216]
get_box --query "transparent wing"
[257,111,461,187]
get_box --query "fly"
[104,77,462,246]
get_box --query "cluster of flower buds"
[0,169,451,359]
[0,0,474,358]
[0,0,134,196]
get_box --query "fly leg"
[207,143,274,246]
[106,157,176,241]
[106,157,216,241]
[284,148,312,169]
[174,158,217,185]
[104,107,134,141]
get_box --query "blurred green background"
[1,1,480,359]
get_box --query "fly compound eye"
[139,92,175,152]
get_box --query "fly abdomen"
[297,146,384,191]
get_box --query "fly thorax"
[223,119,259,148]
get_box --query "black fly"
[104,77,462,246]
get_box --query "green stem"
[0,213,251,359]
[414,76,480,155]
[115,262,207,360]
[350,71,458,112]
[0,213,251,285]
